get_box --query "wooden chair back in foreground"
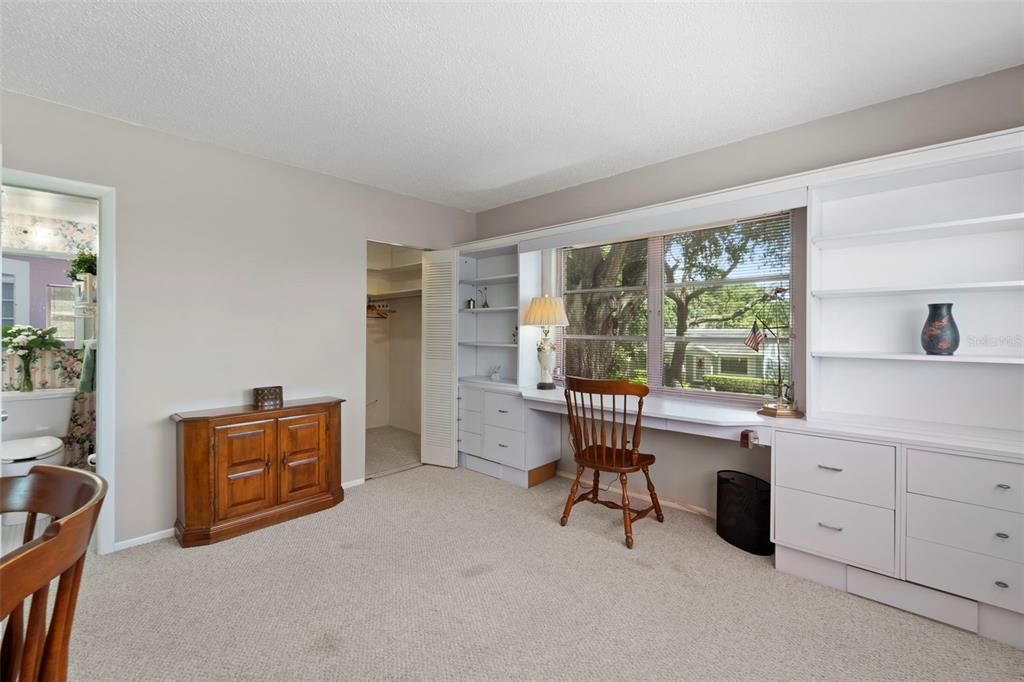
[1,464,107,682]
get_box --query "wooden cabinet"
[172,397,343,547]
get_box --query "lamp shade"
[523,296,569,327]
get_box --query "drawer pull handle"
[995,532,1010,539]
[996,483,1012,490]
[498,409,509,414]
[995,581,1009,589]
[817,522,843,532]
[498,443,509,448]
[817,464,844,472]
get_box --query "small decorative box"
[253,386,283,410]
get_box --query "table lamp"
[523,295,569,389]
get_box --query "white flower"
[15,349,28,356]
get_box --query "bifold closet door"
[420,248,458,467]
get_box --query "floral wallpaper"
[1,212,98,255]
[2,348,95,468]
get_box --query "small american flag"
[744,321,765,352]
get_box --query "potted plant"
[2,325,65,392]
[66,249,98,304]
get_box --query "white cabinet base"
[458,452,556,489]
[775,546,1024,650]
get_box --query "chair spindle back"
[564,377,649,466]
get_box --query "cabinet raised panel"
[278,413,328,503]
[173,397,344,547]
[214,420,276,521]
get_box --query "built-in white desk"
[518,385,771,445]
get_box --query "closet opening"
[365,241,425,479]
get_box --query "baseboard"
[342,478,365,490]
[555,469,712,518]
[112,527,175,552]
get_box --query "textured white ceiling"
[2,3,1022,212]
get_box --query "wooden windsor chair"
[560,377,663,548]
[1,464,107,682]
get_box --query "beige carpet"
[366,426,420,478]
[68,467,1023,680]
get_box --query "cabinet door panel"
[214,420,276,520]
[279,413,328,503]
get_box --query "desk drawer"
[458,431,482,457]
[907,494,1024,564]
[484,392,525,432]
[459,410,482,436]
[907,537,1024,615]
[483,425,525,469]
[908,449,1024,513]
[775,432,895,508]
[774,487,894,574]
[459,386,483,413]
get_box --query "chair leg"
[561,465,584,526]
[592,470,600,502]
[642,465,664,522]
[620,473,633,549]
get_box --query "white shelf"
[459,306,518,314]
[458,274,518,285]
[458,341,518,348]
[367,262,421,274]
[368,288,421,300]
[813,213,1024,249]
[812,280,1024,298]
[459,375,518,388]
[811,351,1024,365]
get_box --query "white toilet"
[1,387,77,476]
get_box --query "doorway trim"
[3,168,118,555]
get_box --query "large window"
[561,238,648,383]
[560,213,792,398]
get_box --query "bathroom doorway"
[1,170,116,554]
[365,241,424,479]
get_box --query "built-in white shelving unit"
[809,351,1024,365]
[812,212,1024,249]
[806,148,1024,434]
[456,245,541,386]
[812,280,1024,298]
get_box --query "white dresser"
[457,382,561,488]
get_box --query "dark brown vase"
[920,303,960,355]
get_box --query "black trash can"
[716,470,773,556]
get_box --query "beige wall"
[1,92,475,542]
[477,65,1024,238]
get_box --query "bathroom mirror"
[1,185,99,348]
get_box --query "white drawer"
[907,537,1024,615]
[907,493,1024,564]
[775,432,895,509]
[483,425,525,469]
[459,386,483,413]
[458,431,482,457]
[484,392,525,432]
[459,410,482,435]
[774,486,894,574]
[908,449,1024,514]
